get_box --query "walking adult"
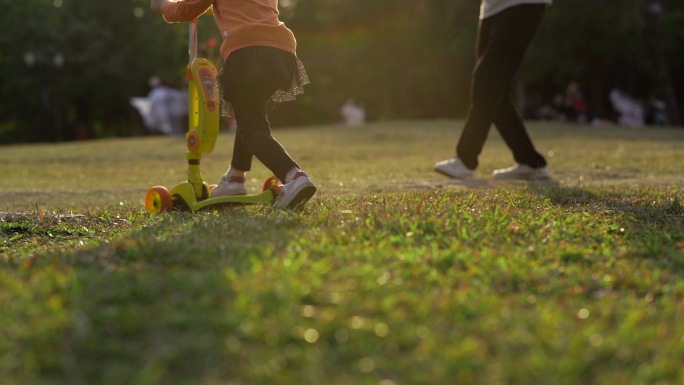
[434,0,552,180]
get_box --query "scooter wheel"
[262,175,283,195]
[145,186,173,213]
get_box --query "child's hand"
[150,0,165,14]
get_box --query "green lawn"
[1,120,683,385]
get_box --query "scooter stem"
[189,21,198,63]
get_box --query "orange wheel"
[186,130,200,153]
[262,175,283,195]
[145,186,173,213]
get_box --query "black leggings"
[456,4,547,170]
[221,47,303,181]
[229,83,298,182]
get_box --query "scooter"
[145,14,282,214]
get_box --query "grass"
[1,120,683,385]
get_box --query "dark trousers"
[456,4,547,170]
[229,84,298,182]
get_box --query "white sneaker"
[275,171,316,210]
[492,164,550,180]
[211,174,247,197]
[433,158,474,179]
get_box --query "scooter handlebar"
[188,6,213,62]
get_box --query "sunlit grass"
[1,120,683,384]
[1,120,682,211]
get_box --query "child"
[150,0,316,209]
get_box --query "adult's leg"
[490,5,547,168]
[456,4,545,170]
[455,17,498,170]
[493,94,547,168]
[230,84,299,182]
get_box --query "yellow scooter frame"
[145,17,281,214]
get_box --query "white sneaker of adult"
[433,157,474,179]
[492,164,550,180]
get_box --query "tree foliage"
[0,0,195,142]
[0,0,682,143]
[527,0,683,121]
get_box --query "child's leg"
[230,83,316,209]
[230,124,253,173]
[230,84,299,182]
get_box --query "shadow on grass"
[413,177,493,190]
[529,184,684,270]
[429,176,560,191]
[2,206,300,385]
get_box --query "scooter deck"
[170,181,276,212]
[185,190,276,212]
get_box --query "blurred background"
[1,0,682,144]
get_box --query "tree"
[0,0,195,143]
[276,0,479,123]
[1,0,682,145]
[525,0,683,123]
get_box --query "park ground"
[1,120,683,385]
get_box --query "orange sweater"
[161,0,296,59]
